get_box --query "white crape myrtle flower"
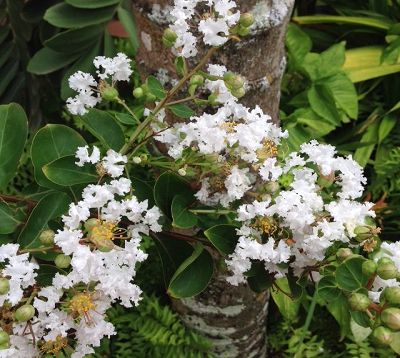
[0,244,38,306]
[0,335,38,358]
[101,149,128,178]
[259,157,282,181]
[75,145,101,167]
[66,53,132,115]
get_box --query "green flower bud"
[348,293,371,311]
[101,87,119,102]
[55,254,71,269]
[381,308,400,331]
[336,248,353,261]
[377,262,398,280]
[162,29,178,47]
[84,218,100,232]
[39,229,55,245]
[145,93,157,103]
[362,260,377,276]
[223,72,245,90]
[132,87,145,99]
[190,74,204,86]
[231,87,246,99]
[237,25,251,37]
[383,287,400,305]
[372,326,393,346]
[208,92,219,106]
[15,304,35,322]
[0,331,9,346]
[239,13,255,28]
[378,257,394,265]
[0,278,10,295]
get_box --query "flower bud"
[372,326,393,346]
[15,304,35,322]
[145,93,157,103]
[362,260,377,277]
[132,87,144,99]
[55,254,71,269]
[84,218,100,232]
[348,293,371,311]
[239,13,255,28]
[39,229,55,245]
[178,168,187,176]
[336,248,353,261]
[354,225,372,242]
[162,29,178,47]
[101,87,119,102]
[383,287,400,305]
[190,74,204,86]
[231,87,246,99]
[381,308,400,331]
[132,156,142,164]
[378,257,394,265]
[377,262,398,280]
[224,72,245,90]
[237,25,250,37]
[0,278,10,295]
[208,92,219,106]
[0,331,9,345]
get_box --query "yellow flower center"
[253,217,279,236]
[40,335,68,354]
[69,293,95,317]
[90,222,116,242]
[256,140,278,161]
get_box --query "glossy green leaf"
[0,58,19,97]
[327,293,351,339]
[171,194,198,229]
[204,224,239,255]
[271,278,301,321]
[154,172,192,218]
[318,42,346,78]
[28,47,80,75]
[18,192,70,258]
[31,124,86,189]
[36,264,67,286]
[117,6,139,52]
[169,103,195,118]
[286,23,312,63]
[0,103,28,190]
[168,244,214,298]
[44,25,104,53]
[0,202,21,234]
[317,275,341,301]
[378,115,397,144]
[307,85,341,125]
[44,3,116,29]
[80,109,125,151]
[147,76,166,99]
[131,177,155,207]
[43,155,98,187]
[66,0,120,9]
[247,262,274,293]
[354,121,379,167]
[390,332,400,354]
[336,256,368,291]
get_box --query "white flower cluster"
[226,141,375,285]
[170,0,240,57]
[66,53,132,115]
[2,147,162,357]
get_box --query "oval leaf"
[171,194,198,229]
[169,103,195,119]
[336,256,368,291]
[0,202,21,234]
[28,47,80,75]
[204,224,239,255]
[65,0,120,9]
[147,76,166,99]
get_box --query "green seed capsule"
[190,74,204,86]
[101,87,119,102]
[381,308,400,331]
[362,260,377,276]
[39,229,55,245]
[383,287,400,305]
[15,305,35,322]
[0,331,9,345]
[377,263,398,280]
[55,254,72,269]
[372,326,393,346]
[239,13,255,27]
[231,87,246,99]
[162,29,178,47]
[348,293,371,312]
[0,278,10,295]
[84,218,100,232]
[132,87,145,99]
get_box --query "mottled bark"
[132,1,294,356]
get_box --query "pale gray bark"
[133,1,295,356]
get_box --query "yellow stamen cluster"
[69,293,95,317]
[256,140,278,161]
[220,121,237,133]
[40,336,68,354]
[96,163,107,177]
[90,222,116,242]
[253,217,279,236]
[363,238,378,253]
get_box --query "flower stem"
[116,98,140,124]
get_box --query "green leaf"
[317,275,341,301]
[36,264,67,286]
[147,76,166,99]
[168,243,214,298]
[18,192,71,259]
[351,310,371,329]
[44,3,116,29]
[390,332,400,354]
[319,42,346,78]
[31,124,86,189]
[354,121,379,167]
[65,0,120,9]
[247,262,274,293]
[44,25,104,53]
[286,23,312,63]
[117,6,139,52]
[307,85,341,126]
[171,194,198,229]
[204,224,239,255]
[28,47,80,75]
[336,256,368,291]
[271,278,301,321]
[169,103,195,118]
[0,103,28,190]
[290,108,336,137]
[0,202,21,234]
[43,155,98,187]
[323,73,358,120]
[327,293,351,339]
[154,172,192,218]
[131,178,155,207]
[0,59,18,98]
[80,109,125,151]
[378,115,397,144]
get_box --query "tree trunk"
[133,1,294,356]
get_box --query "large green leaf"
[327,293,351,339]
[36,264,67,286]
[168,244,214,298]
[44,25,104,53]
[0,103,28,190]
[354,121,379,167]
[28,47,80,75]
[169,104,195,119]
[204,224,239,255]
[271,278,301,321]
[43,155,98,187]
[154,172,192,218]
[317,275,341,301]
[318,42,346,79]
[171,194,198,229]
[18,192,71,259]
[31,124,86,189]
[247,262,274,293]
[66,0,120,9]
[336,256,368,291]
[80,109,125,151]
[307,85,341,126]
[286,23,312,63]
[147,76,166,99]
[117,6,139,52]
[0,202,21,234]
[44,3,116,29]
